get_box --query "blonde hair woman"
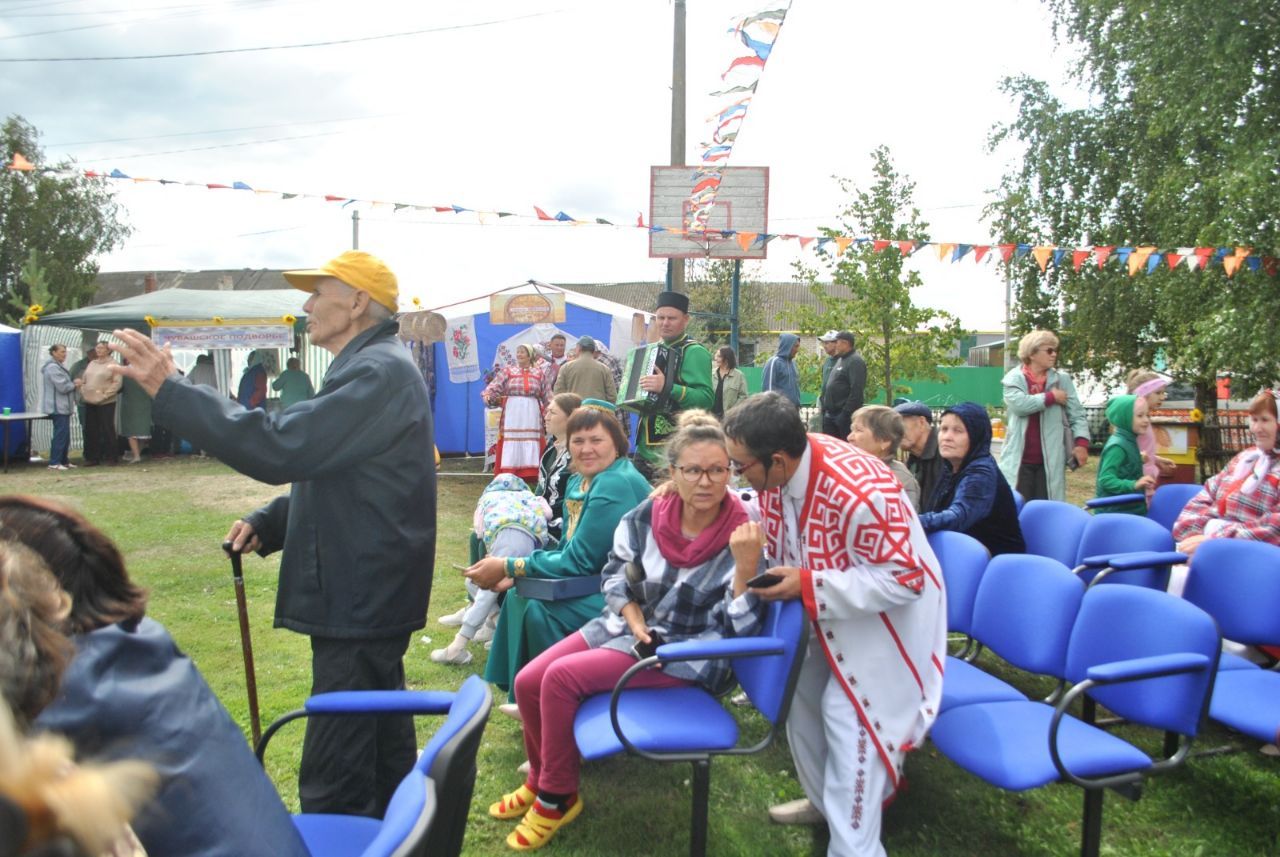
[998,330,1090,501]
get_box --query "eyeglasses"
[728,458,760,476]
[673,465,731,484]
[1041,348,1058,354]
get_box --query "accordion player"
[616,341,682,415]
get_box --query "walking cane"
[222,541,262,746]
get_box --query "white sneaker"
[498,703,522,722]
[429,640,473,665]
[516,760,531,775]
[768,798,825,825]
[473,615,498,643]
[438,605,468,627]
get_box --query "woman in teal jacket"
[468,401,651,705]
[998,330,1091,501]
[1094,394,1156,514]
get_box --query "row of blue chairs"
[928,529,1280,857]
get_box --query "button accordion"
[617,341,683,414]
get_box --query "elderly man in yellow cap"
[109,250,436,820]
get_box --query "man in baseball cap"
[894,401,942,509]
[108,248,435,819]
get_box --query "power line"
[48,112,403,147]
[79,130,344,162]
[0,9,561,62]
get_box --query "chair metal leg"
[689,759,710,857]
[1080,788,1104,857]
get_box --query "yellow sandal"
[489,783,536,819]
[506,795,583,851]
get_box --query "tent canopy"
[33,289,309,333]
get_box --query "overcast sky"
[0,0,1084,329]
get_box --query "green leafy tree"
[785,146,965,403]
[0,115,130,324]
[988,1,1280,407]
[683,259,769,351]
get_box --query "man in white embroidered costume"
[722,392,946,857]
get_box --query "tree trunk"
[883,324,893,404]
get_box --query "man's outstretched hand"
[107,328,178,397]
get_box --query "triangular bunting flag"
[1146,253,1162,274]
[817,237,833,252]
[7,152,35,171]
[834,237,854,256]
[1165,252,1183,270]
[636,212,646,228]
[872,239,890,254]
[452,205,469,213]
[1263,257,1279,277]
[232,181,252,190]
[554,211,574,222]
[206,183,229,189]
[1072,250,1090,271]
[498,211,515,218]
[1032,246,1053,272]
[534,206,555,221]
[1128,246,1156,277]
[1051,248,1066,268]
[1223,255,1242,277]
[1115,247,1133,265]
[1246,256,1262,273]
[736,232,757,252]
[109,169,130,179]
[798,237,814,250]
[997,244,1016,263]
[953,244,972,263]
[973,245,991,264]
[1094,246,1114,268]
[281,193,298,200]
[896,240,915,256]
[936,243,957,262]
[323,195,346,202]
[595,217,612,225]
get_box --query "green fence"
[740,365,1001,409]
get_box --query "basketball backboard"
[649,165,769,260]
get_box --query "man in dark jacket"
[821,331,866,439]
[762,332,802,405]
[896,401,944,511]
[108,250,436,820]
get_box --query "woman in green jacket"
[468,400,651,711]
[1094,394,1156,514]
[712,346,748,419]
[998,330,1091,501]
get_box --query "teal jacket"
[1094,394,1148,515]
[998,366,1089,501]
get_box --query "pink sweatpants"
[513,631,691,794]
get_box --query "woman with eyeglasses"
[486,410,768,851]
[998,329,1090,502]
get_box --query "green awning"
[34,289,309,334]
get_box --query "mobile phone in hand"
[746,571,784,589]
[631,629,667,660]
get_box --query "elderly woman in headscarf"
[998,330,1090,502]
[1173,389,1280,558]
[921,402,1026,556]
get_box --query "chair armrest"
[1047,652,1211,788]
[655,636,785,663]
[1085,652,1209,684]
[1085,493,1145,509]
[1077,550,1185,570]
[305,690,456,715]
[515,574,602,601]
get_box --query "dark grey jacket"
[153,320,436,639]
[822,349,867,420]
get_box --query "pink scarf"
[651,493,749,569]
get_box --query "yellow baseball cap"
[283,250,398,312]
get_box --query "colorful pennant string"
[4,153,1275,277]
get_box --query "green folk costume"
[1094,394,1148,515]
[484,456,652,700]
[634,336,714,465]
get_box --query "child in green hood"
[1095,394,1156,514]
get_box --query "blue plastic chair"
[941,554,1085,713]
[1019,500,1090,568]
[1182,539,1280,744]
[931,585,1220,857]
[1073,514,1175,589]
[573,599,808,857]
[1084,482,1203,533]
[1012,488,1026,512]
[258,674,491,857]
[927,530,990,660]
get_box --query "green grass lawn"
[7,455,1279,856]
